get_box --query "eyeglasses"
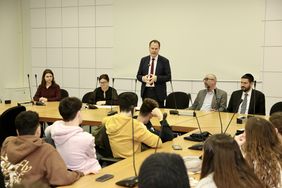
[99,81,108,84]
[203,78,215,81]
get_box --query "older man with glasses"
[189,74,227,112]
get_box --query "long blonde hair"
[243,117,282,188]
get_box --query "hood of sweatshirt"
[50,121,83,146]
[1,135,44,164]
[105,114,132,134]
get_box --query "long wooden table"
[0,102,212,132]
[59,111,249,188]
[1,102,262,187]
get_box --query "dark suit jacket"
[136,55,171,101]
[227,89,266,115]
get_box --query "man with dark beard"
[227,73,265,115]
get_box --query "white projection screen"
[113,0,264,80]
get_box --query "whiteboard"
[113,0,264,80]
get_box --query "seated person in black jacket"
[227,73,265,115]
[89,74,118,105]
[137,98,174,142]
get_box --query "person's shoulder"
[196,174,217,188]
[94,87,101,92]
[158,55,169,62]
[80,131,94,141]
[52,83,60,89]
[254,89,265,96]
[231,89,242,95]
[198,89,206,94]
[141,55,150,61]
[40,142,57,155]
[1,136,17,148]
[109,87,117,91]
[217,88,227,94]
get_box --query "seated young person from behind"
[197,134,263,188]
[234,117,282,188]
[137,98,174,142]
[269,112,282,144]
[45,97,101,175]
[139,152,190,188]
[102,92,162,158]
[0,111,83,187]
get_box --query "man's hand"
[147,74,157,85]
[142,75,150,84]
[151,108,163,120]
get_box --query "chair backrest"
[165,92,191,109]
[0,106,26,147]
[60,89,69,100]
[95,125,114,158]
[118,92,138,107]
[270,102,282,115]
[82,91,94,104]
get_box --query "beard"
[241,85,251,92]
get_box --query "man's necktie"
[240,93,248,114]
[150,58,155,75]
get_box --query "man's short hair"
[99,74,109,82]
[241,73,254,83]
[15,111,40,135]
[139,152,190,188]
[59,97,82,122]
[149,40,160,47]
[270,112,282,135]
[140,98,159,116]
[119,92,137,112]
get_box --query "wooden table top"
[1,102,267,188]
[59,111,257,188]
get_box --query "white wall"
[113,0,264,80]
[262,0,282,114]
[29,0,113,98]
[0,0,31,101]
[1,0,282,115]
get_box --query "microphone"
[27,74,33,101]
[252,80,256,115]
[134,79,137,94]
[169,81,179,115]
[214,89,224,133]
[115,105,138,187]
[95,76,99,88]
[185,96,210,150]
[18,74,38,106]
[107,78,118,116]
[33,74,45,106]
[154,112,167,153]
[223,99,243,134]
[35,74,38,88]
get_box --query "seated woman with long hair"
[33,69,61,102]
[236,117,282,188]
[196,134,263,188]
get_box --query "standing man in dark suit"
[137,40,171,107]
[227,73,265,115]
